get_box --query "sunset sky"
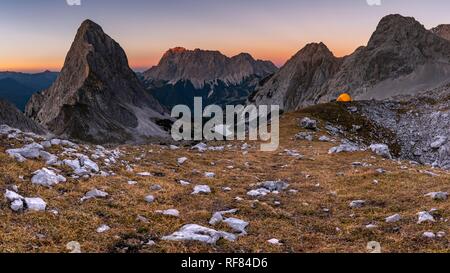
[0,0,449,72]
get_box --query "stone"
[430,136,447,149]
[328,143,359,154]
[192,143,208,152]
[423,232,436,239]
[204,172,215,178]
[299,117,317,130]
[144,195,155,203]
[247,188,270,197]
[10,199,24,211]
[349,200,366,208]
[31,168,66,187]
[209,209,238,225]
[150,184,162,191]
[162,224,236,244]
[267,238,282,245]
[24,197,47,211]
[81,188,108,202]
[179,180,191,186]
[177,157,188,165]
[261,181,289,191]
[6,143,43,161]
[417,211,435,224]
[137,172,152,177]
[223,217,249,234]
[192,185,211,195]
[319,135,331,142]
[4,190,24,202]
[369,144,392,159]
[96,225,111,233]
[157,209,180,217]
[39,151,59,165]
[385,214,401,223]
[425,192,448,201]
[79,156,99,172]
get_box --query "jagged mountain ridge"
[143,47,277,89]
[142,47,277,108]
[25,20,169,144]
[251,14,450,111]
[431,24,450,41]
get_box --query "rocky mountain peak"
[250,42,341,110]
[25,20,168,143]
[143,48,277,89]
[252,14,450,111]
[431,24,450,41]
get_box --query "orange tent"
[336,93,352,102]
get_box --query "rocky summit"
[142,47,277,108]
[25,20,169,144]
[251,14,450,111]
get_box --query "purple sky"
[0,0,449,72]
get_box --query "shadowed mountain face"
[142,47,277,108]
[432,24,450,41]
[0,99,45,134]
[251,14,450,111]
[0,71,57,111]
[25,20,168,144]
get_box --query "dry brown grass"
[1,111,450,253]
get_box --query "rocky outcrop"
[0,99,45,134]
[431,24,450,41]
[252,14,450,111]
[25,20,168,143]
[249,42,342,110]
[142,47,277,108]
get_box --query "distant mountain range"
[250,15,450,111]
[142,47,277,109]
[0,71,58,111]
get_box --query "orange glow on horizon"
[0,44,359,73]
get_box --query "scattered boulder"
[369,144,392,159]
[177,157,188,165]
[299,117,317,130]
[31,168,66,187]
[267,238,282,245]
[10,199,24,211]
[260,181,289,191]
[162,224,236,244]
[81,188,108,202]
[247,188,270,197]
[24,197,47,211]
[349,200,366,208]
[425,192,448,201]
[423,232,436,239]
[319,135,332,142]
[417,211,435,224]
[223,217,249,235]
[209,209,238,225]
[192,185,211,195]
[156,209,180,217]
[204,172,215,178]
[96,225,111,233]
[385,214,401,223]
[295,132,314,141]
[144,195,155,203]
[328,143,360,154]
[192,143,208,152]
